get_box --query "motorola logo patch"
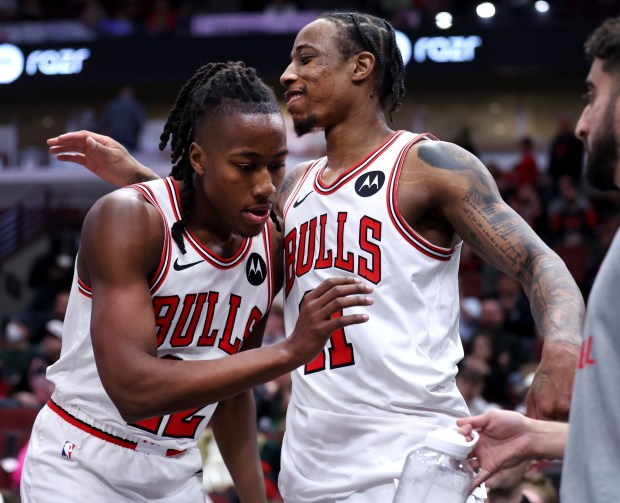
[246,253,267,286]
[355,171,385,197]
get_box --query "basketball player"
[22,62,373,503]
[47,12,584,503]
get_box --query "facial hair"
[585,93,619,191]
[293,114,318,137]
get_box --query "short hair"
[160,62,281,252]
[319,11,405,120]
[585,17,620,74]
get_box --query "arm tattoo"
[421,141,584,345]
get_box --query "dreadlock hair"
[159,61,282,253]
[319,11,405,121]
[585,17,620,75]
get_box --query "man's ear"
[189,141,205,175]
[351,51,376,84]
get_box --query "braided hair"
[319,12,405,121]
[160,61,282,253]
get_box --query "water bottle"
[393,427,479,503]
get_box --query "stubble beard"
[585,103,619,191]
[293,114,319,137]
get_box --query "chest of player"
[151,247,271,355]
[284,169,393,295]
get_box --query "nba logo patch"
[61,441,76,460]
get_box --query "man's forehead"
[294,19,336,46]
[587,58,610,88]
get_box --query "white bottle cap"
[424,427,479,459]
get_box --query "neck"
[323,107,393,173]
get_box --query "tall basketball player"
[22,62,373,503]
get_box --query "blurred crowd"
[0,0,616,37]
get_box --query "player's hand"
[456,409,533,489]
[286,277,373,366]
[525,339,579,420]
[47,130,153,187]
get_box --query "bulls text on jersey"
[284,211,382,295]
[152,291,263,355]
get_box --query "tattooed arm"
[402,140,583,420]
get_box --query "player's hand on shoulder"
[285,277,373,367]
[47,130,153,187]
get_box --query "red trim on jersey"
[184,230,251,269]
[130,182,172,293]
[314,131,404,194]
[263,224,274,313]
[387,133,455,261]
[77,277,92,298]
[165,177,183,221]
[283,159,322,219]
[47,400,186,457]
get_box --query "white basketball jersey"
[47,176,275,452]
[279,131,469,501]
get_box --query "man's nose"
[280,63,297,88]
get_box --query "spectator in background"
[548,174,598,246]
[547,114,584,189]
[145,0,177,35]
[456,357,500,416]
[459,296,482,346]
[512,136,539,189]
[475,299,527,408]
[97,86,146,152]
[10,314,63,409]
[496,275,536,358]
[506,184,549,242]
[452,126,479,157]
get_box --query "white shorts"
[21,404,206,502]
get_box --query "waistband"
[47,400,186,457]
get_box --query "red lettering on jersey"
[218,294,242,355]
[170,293,208,347]
[243,306,263,340]
[296,219,317,278]
[131,355,206,439]
[315,214,333,270]
[285,213,383,292]
[197,291,220,346]
[132,415,162,435]
[359,216,381,284]
[335,212,354,272]
[284,228,297,296]
[304,309,354,374]
[578,335,596,369]
[153,296,180,347]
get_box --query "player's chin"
[237,221,266,238]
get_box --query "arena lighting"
[534,0,550,14]
[435,12,453,30]
[0,43,90,84]
[476,2,496,19]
